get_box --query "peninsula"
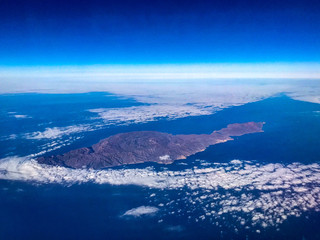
[37,122,264,169]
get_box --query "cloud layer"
[1,64,320,82]
[89,104,215,124]
[1,157,320,230]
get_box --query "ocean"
[1,93,320,239]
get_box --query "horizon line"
[1,63,320,80]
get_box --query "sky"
[1,0,320,67]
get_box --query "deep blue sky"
[1,0,320,66]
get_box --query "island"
[37,122,264,169]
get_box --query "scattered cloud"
[0,134,17,141]
[24,124,94,140]
[89,104,215,125]
[1,157,320,229]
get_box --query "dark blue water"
[1,93,320,239]
[0,92,144,158]
[2,180,320,240]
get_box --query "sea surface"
[1,93,320,239]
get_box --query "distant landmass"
[37,122,264,169]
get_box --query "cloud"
[1,64,320,106]
[122,206,159,217]
[0,134,17,141]
[7,112,31,119]
[26,136,83,158]
[9,80,318,161]
[1,157,320,229]
[24,124,94,140]
[13,114,30,119]
[1,64,320,83]
[89,104,215,125]
[3,123,104,157]
[1,64,320,110]
[86,81,297,125]
[159,155,171,161]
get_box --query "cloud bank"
[89,104,215,124]
[1,64,320,106]
[1,157,320,229]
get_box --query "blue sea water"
[0,92,143,158]
[1,93,320,239]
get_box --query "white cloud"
[285,80,320,104]
[13,114,30,119]
[159,155,171,161]
[24,124,94,140]
[1,157,320,229]
[85,81,301,126]
[7,112,31,119]
[1,64,320,105]
[0,65,319,110]
[0,134,17,141]
[122,206,159,217]
[1,63,320,83]
[89,104,215,125]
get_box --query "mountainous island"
[37,122,264,169]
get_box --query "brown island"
[37,122,264,169]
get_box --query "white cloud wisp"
[122,206,159,217]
